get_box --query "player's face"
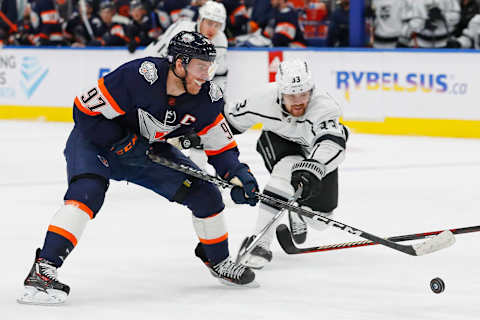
[283,91,311,117]
[130,7,145,22]
[100,8,114,24]
[184,59,215,94]
[199,18,222,40]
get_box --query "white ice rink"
[1,120,480,320]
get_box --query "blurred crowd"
[1,0,479,50]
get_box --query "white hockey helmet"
[198,1,227,31]
[276,59,315,95]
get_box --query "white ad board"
[0,47,479,136]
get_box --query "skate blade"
[241,255,268,270]
[17,286,67,306]
[217,278,260,288]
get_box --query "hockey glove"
[291,159,326,201]
[110,131,150,166]
[224,163,259,206]
[446,39,461,48]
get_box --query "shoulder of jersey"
[469,14,480,25]
[173,18,196,31]
[129,57,167,86]
[307,89,343,119]
[213,31,228,47]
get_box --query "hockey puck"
[430,277,445,294]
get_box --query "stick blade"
[412,230,456,256]
[276,224,300,254]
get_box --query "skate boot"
[236,235,272,270]
[195,243,258,287]
[17,249,70,305]
[289,211,307,244]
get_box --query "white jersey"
[142,19,228,92]
[224,83,348,175]
[372,0,407,48]
[405,0,460,48]
[457,14,480,49]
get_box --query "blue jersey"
[73,57,240,177]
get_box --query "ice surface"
[1,120,480,320]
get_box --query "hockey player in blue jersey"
[18,31,260,305]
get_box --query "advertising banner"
[1,47,479,137]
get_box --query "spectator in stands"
[405,0,460,48]
[0,0,23,45]
[127,0,162,52]
[220,0,249,40]
[249,0,272,33]
[265,0,306,47]
[65,0,103,46]
[157,0,190,25]
[370,0,407,48]
[88,0,132,46]
[453,0,479,37]
[30,0,68,46]
[327,0,349,47]
[447,13,480,48]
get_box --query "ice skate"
[289,211,307,244]
[17,249,70,305]
[239,236,273,270]
[195,243,258,287]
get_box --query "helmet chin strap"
[171,63,189,93]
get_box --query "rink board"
[0,47,479,138]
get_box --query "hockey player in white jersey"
[371,0,408,48]
[403,0,460,48]
[224,60,349,269]
[447,14,480,49]
[143,0,228,92]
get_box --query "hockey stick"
[147,153,456,256]
[277,224,479,255]
[235,188,302,265]
[78,0,94,40]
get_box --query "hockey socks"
[192,212,229,265]
[40,201,92,267]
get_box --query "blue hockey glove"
[291,159,326,201]
[110,132,150,166]
[224,163,259,206]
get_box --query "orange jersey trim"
[97,78,125,115]
[198,114,224,136]
[205,140,238,156]
[74,96,100,116]
[277,30,294,40]
[199,232,228,245]
[48,225,78,246]
[230,5,246,25]
[291,41,307,48]
[65,200,94,219]
[0,11,18,32]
